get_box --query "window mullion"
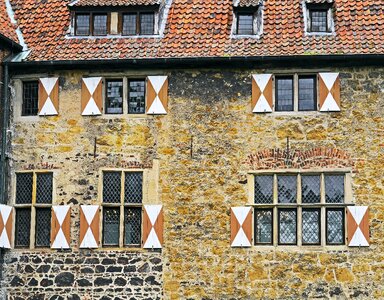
[30,172,37,249]
[273,174,278,246]
[297,174,302,246]
[119,171,125,248]
[320,173,326,246]
[294,74,299,112]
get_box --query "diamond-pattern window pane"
[278,209,297,244]
[124,207,142,245]
[311,10,328,32]
[254,209,273,244]
[15,208,31,247]
[124,172,143,204]
[302,175,320,203]
[123,13,136,35]
[36,173,53,204]
[35,208,51,247]
[16,173,33,204]
[140,12,154,35]
[254,176,273,204]
[278,175,297,203]
[93,14,107,36]
[302,209,320,244]
[276,77,294,111]
[103,172,121,203]
[327,209,344,245]
[325,175,344,203]
[103,208,120,246]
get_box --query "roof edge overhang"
[0,33,22,52]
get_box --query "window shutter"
[230,206,252,247]
[347,206,369,247]
[51,205,71,249]
[318,72,341,112]
[252,74,273,113]
[38,77,59,116]
[81,77,103,115]
[0,205,13,249]
[79,205,100,248]
[142,205,163,249]
[146,76,168,115]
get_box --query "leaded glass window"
[278,209,297,245]
[36,173,53,204]
[298,76,316,111]
[302,209,320,245]
[35,208,51,247]
[103,207,120,246]
[122,13,137,35]
[103,172,121,203]
[254,209,272,244]
[22,81,39,116]
[254,175,273,204]
[124,172,143,204]
[124,207,142,245]
[327,208,344,245]
[105,79,123,114]
[128,80,146,114]
[275,77,294,111]
[140,13,154,35]
[278,175,297,204]
[310,10,328,32]
[93,14,107,36]
[15,209,31,247]
[237,13,254,35]
[302,175,320,203]
[325,175,344,203]
[16,173,33,204]
[76,14,90,36]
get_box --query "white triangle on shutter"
[82,97,101,115]
[349,227,369,247]
[253,94,272,113]
[143,228,162,249]
[320,94,340,112]
[52,229,69,249]
[147,96,167,115]
[39,98,58,116]
[232,228,250,247]
[80,227,98,248]
[0,205,12,249]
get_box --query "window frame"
[233,6,261,36]
[309,9,328,33]
[105,78,124,115]
[236,12,255,35]
[128,78,146,115]
[120,11,156,36]
[74,12,110,36]
[306,3,333,34]
[21,80,39,117]
[92,13,109,36]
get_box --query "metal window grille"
[22,81,39,116]
[139,13,154,35]
[325,175,344,203]
[124,172,143,204]
[35,208,51,247]
[302,209,320,245]
[93,14,107,35]
[310,10,328,32]
[254,175,273,204]
[15,208,31,247]
[124,207,142,246]
[301,175,320,203]
[278,175,297,203]
[298,76,317,111]
[103,207,120,246]
[278,209,297,245]
[76,14,90,35]
[105,80,123,114]
[254,209,273,245]
[326,208,344,245]
[122,13,137,35]
[16,173,33,204]
[237,13,254,35]
[103,172,121,203]
[36,173,53,204]
[128,80,146,114]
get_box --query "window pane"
[254,175,273,204]
[35,208,51,247]
[103,207,120,246]
[124,207,142,245]
[124,172,143,204]
[278,175,297,203]
[311,10,327,32]
[76,14,90,35]
[327,209,344,244]
[16,173,33,204]
[122,13,137,35]
[15,208,31,247]
[36,173,53,204]
[237,14,253,35]
[254,209,273,244]
[276,77,293,111]
[298,76,316,111]
[128,80,145,114]
[302,175,320,203]
[105,80,123,114]
[302,209,320,245]
[22,81,38,116]
[325,175,344,203]
[93,14,108,36]
[103,172,121,203]
[278,209,297,244]
[140,13,154,35]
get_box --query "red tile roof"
[70,0,161,7]
[9,0,384,61]
[0,0,19,45]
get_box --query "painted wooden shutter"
[81,77,103,115]
[230,207,252,247]
[252,74,273,113]
[347,206,369,247]
[318,72,341,112]
[142,205,163,249]
[51,205,71,249]
[38,77,59,116]
[146,76,168,115]
[79,205,100,248]
[0,205,13,249]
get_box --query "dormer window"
[122,12,155,36]
[93,13,108,36]
[237,13,254,35]
[75,14,90,36]
[306,2,334,34]
[232,2,262,37]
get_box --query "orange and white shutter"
[81,77,103,115]
[38,77,59,116]
[143,205,163,249]
[146,76,168,115]
[230,207,252,247]
[51,205,71,249]
[252,74,273,113]
[347,206,369,247]
[0,205,13,249]
[318,72,341,112]
[79,205,100,248]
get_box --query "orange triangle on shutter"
[90,209,100,245]
[158,78,168,112]
[153,207,163,245]
[50,208,60,244]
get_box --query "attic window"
[306,3,334,33]
[233,6,261,36]
[121,12,155,36]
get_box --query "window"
[75,13,109,36]
[122,12,155,36]
[306,4,333,33]
[102,171,143,247]
[298,76,316,111]
[75,13,90,36]
[105,79,123,114]
[128,79,146,114]
[310,10,328,32]
[253,173,348,246]
[93,13,108,36]
[22,81,39,116]
[234,8,261,36]
[237,13,254,35]
[14,172,53,248]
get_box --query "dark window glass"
[35,208,51,247]
[302,175,320,203]
[254,209,273,244]
[326,208,344,245]
[128,80,145,114]
[298,76,317,111]
[310,10,328,32]
[278,209,297,245]
[275,77,294,111]
[22,81,38,116]
[122,13,137,35]
[302,209,320,245]
[124,207,142,245]
[140,13,154,35]
[103,172,121,203]
[103,207,120,246]
[325,175,344,203]
[76,14,90,36]
[237,13,254,35]
[36,173,53,204]
[124,172,143,204]
[15,208,31,247]
[93,14,108,36]
[16,173,33,204]
[105,80,123,114]
[254,175,273,204]
[278,175,297,203]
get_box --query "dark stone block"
[85,258,99,264]
[77,278,92,287]
[64,258,74,264]
[28,278,38,286]
[145,276,160,286]
[330,287,343,297]
[100,297,112,300]
[10,276,24,286]
[117,257,129,264]
[40,279,53,287]
[102,258,115,265]
[49,296,64,300]
[124,265,136,273]
[32,257,42,264]
[68,295,81,300]
[36,265,51,273]
[54,272,74,287]
[106,266,122,272]
[114,277,127,286]
[94,277,112,286]
[53,259,64,264]
[149,257,161,264]
[28,294,44,300]
[24,265,35,273]
[152,265,162,272]
[130,277,144,286]
[95,265,105,273]
[81,267,94,273]
[138,263,150,273]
